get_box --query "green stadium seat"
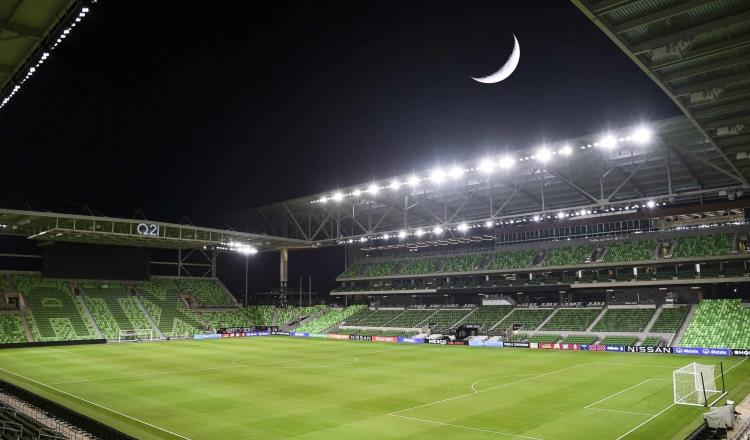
[296,305,366,333]
[466,306,513,332]
[136,278,203,337]
[592,308,655,332]
[542,245,591,267]
[83,283,152,340]
[649,307,689,333]
[487,250,535,271]
[400,258,438,275]
[176,279,235,305]
[496,308,553,331]
[601,240,657,263]
[541,308,600,331]
[0,314,26,343]
[672,234,733,258]
[600,335,637,346]
[640,336,662,347]
[529,334,560,343]
[442,254,482,273]
[386,309,435,327]
[561,334,596,345]
[680,299,750,348]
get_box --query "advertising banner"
[308,333,327,338]
[372,336,397,343]
[447,340,467,345]
[605,345,625,352]
[733,349,750,356]
[580,344,607,351]
[289,332,309,337]
[327,334,350,340]
[673,347,731,356]
[273,331,290,336]
[625,346,672,354]
[349,335,373,341]
[397,337,425,344]
[468,340,503,347]
[194,334,221,340]
[539,343,554,349]
[503,342,530,348]
[428,339,448,345]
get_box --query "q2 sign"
[136,223,159,237]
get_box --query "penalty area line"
[0,366,192,440]
[389,414,544,440]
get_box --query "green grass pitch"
[0,337,748,440]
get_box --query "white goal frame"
[117,329,156,343]
[673,362,726,407]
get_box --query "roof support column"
[279,248,288,307]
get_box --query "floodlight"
[646,200,656,208]
[415,228,425,237]
[382,233,390,240]
[559,145,573,156]
[631,126,652,144]
[429,168,446,184]
[398,230,407,239]
[351,188,361,197]
[319,196,328,204]
[332,192,344,202]
[485,220,494,228]
[368,184,379,194]
[498,155,515,169]
[407,175,420,187]
[359,237,367,242]
[457,223,468,232]
[536,147,552,163]
[533,215,540,222]
[478,158,495,174]
[556,212,565,219]
[433,226,444,235]
[449,166,465,179]
[599,134,617,149]
[391,180,402,190]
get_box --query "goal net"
[673,362,725,406]
[117,329,156,343]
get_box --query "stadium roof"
[572,0,750,183]
[0,0,90,110]
[0,208,310,252]
[238,115,747,245]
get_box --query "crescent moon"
[471,34,520,84]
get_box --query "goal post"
[673,362,726,407]
[117,329,156,343]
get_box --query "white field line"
[584,379,655,409]
[587,407,655,417]
[471,375,540,392]
[390,414,544,440]
[616,357,748,440]
[389,363,586,416]
[0,366,191,440]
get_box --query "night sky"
[0,1,682,295]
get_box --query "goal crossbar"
[673,362,726,407]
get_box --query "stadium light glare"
[332,192,344,202]
[559,145,573,156]
[407,175,420,187]
[556,212,565,219]
[478,158,495,174]
[318,196,328,204]
[485,220,494,228]
[498,155,515,169]
[536,147,552,163]
[631,126,653,144]
[533,215,540,222]
[429,168,446,184]
[646,200,656,208]
[359,237,367,242]
[599,134,618,149]
[367,184,379,195]
[449,166,465,179]
[351,188,361,197]
[382,233,390,240]
[390,180,402,190]
[433,225,444,235]
[415,228,425,237]
[398,230,407,239]
[457,223,468,232]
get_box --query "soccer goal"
[673,362,726,407]
[117,329,156,343]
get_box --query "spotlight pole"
[244,254,249,307]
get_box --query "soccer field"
[0,338,748,440]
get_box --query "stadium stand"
[352,309,402,326]
[542,245,591,267]
[341,307,373,325]
[136,278,203,337]
[275,306,325,325]
[83,283,151,340]
[0,314,26,343]
[496,308,553,331]
[400,258,438,275]
[600,335,638,346]
[176,279,235,305]
[592,308,655,332]
[680,299,750,349]
[327,327,417,337]
[467,306,513,332]
[295,305,365,333]
[14,274,95,341]
[243,306,274,326]
[510,333,529,342]
[529,334,560,343]
[364,262,399,277]
[641,336,662,347]
[424,309,471,332]
[600,240,657,262]
[339,264,362,278]
[540,308,601,331]
[649,306,690,333]
[385,309,434,328]
[442,254,482,273]
[0,405,67,440]
[200,309,251,328]
[672,234,733,258]
[561,334,596,345]
[487,250,535,270]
